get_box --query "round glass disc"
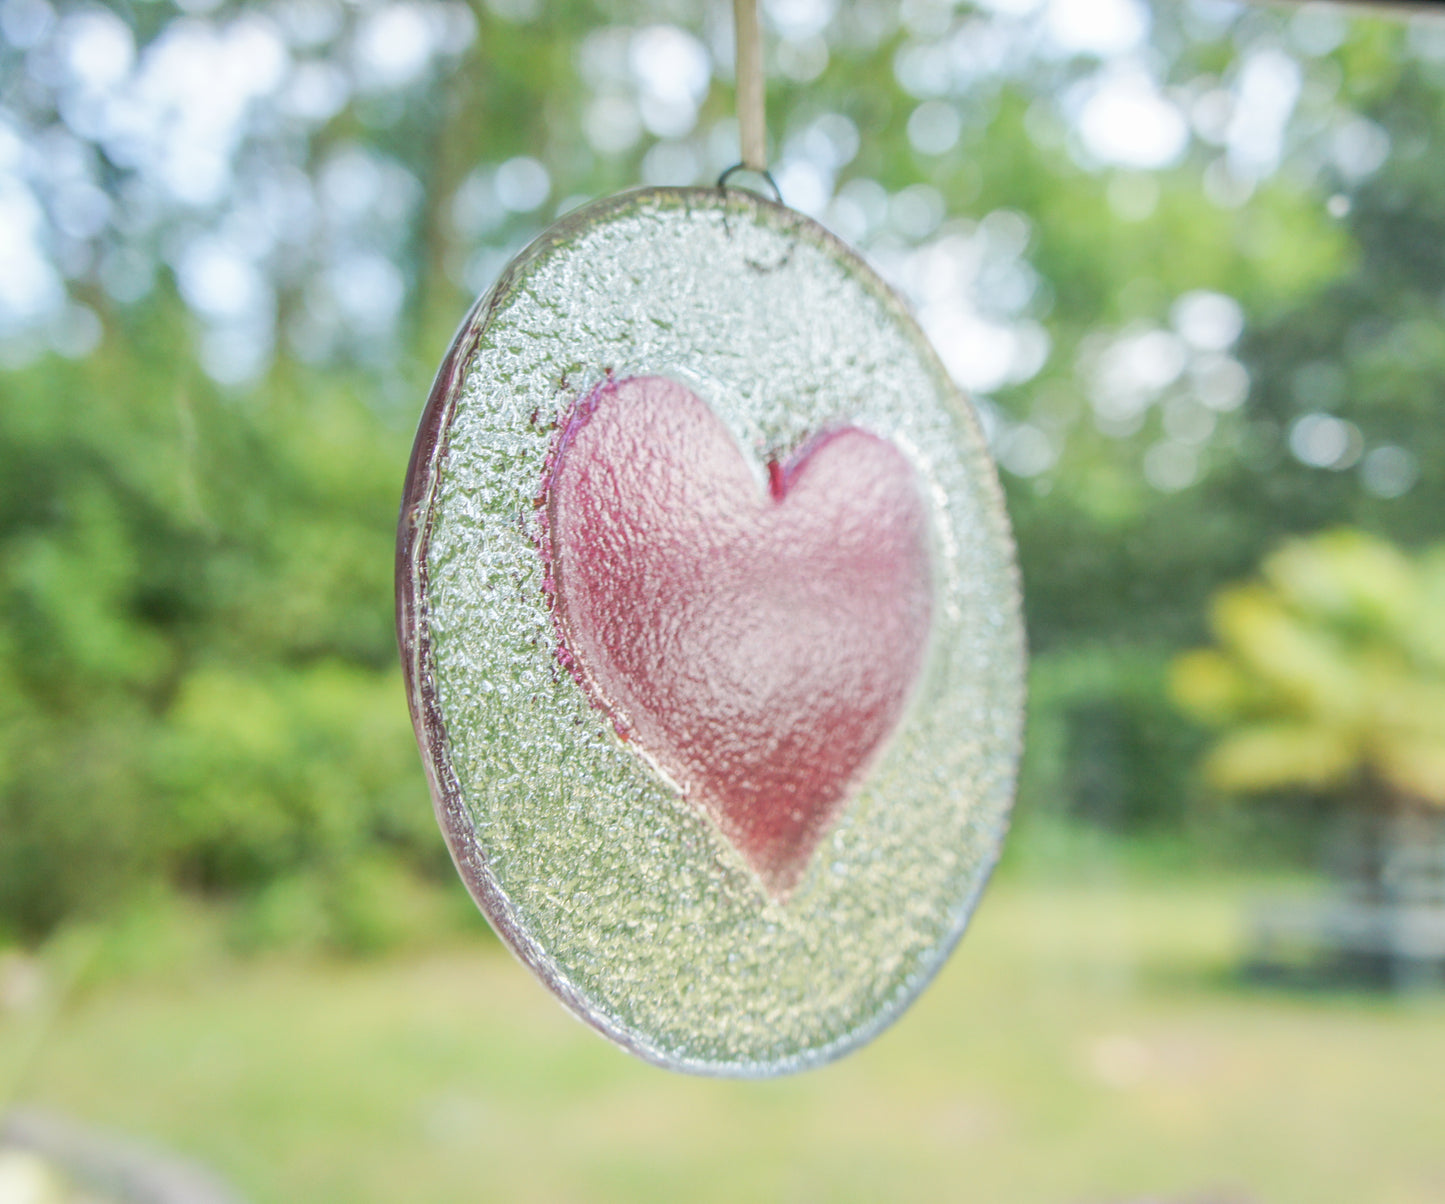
[397,186,1025,1076]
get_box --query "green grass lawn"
[3,875,1443,1204]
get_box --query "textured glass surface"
[405,187,1024,1076]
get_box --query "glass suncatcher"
[396,5,1024,1077]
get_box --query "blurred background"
[2,0,1445,1198]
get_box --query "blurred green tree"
[1171,529,1445,810]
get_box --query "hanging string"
[733,0,766,172]
[719,0,782,201]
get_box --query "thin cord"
[733,0,766,171]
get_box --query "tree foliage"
[1172,530,1445,806]
[0,330,435,939]
[4,0,1445,937]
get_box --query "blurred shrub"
[228,859,470,957]
[0,332,441,942]
[1019,646,1207,834]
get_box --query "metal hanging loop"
[717,163,782,203]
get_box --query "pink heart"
[542,376,933,897]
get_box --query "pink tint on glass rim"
[541,375,934,896]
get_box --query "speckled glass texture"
[405,188,1025,1076]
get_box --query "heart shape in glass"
[542,375,934,897]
